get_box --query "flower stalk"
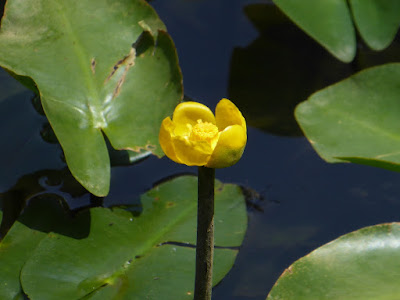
[194,166,215,300]
[158,98,246,299]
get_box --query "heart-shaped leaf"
[0,0,183,196]
[267,223,400,300]
[0,176,247,299]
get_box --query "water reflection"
[0,168,91,237]
[228,4,352,136]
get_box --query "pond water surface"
[2,0,400,299]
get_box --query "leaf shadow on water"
[229,3,400,137]
[0,168,94,240]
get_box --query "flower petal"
[173,101,216,136]
[159,117,182,164]
[173,136,213,166]
[206,124,247,168]
[215,98,246,131]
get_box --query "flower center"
[189,120,219,142]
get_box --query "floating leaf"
[349,0,400,50]
[0,0,183,196]
[295,63,400,172]
[267,223,400,300]
[272,0,400,62]
[0,176,247,299]
[272,0,355,62]
[0,197,71,299]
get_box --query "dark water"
[2,0,400,299]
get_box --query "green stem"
[194,166,215,300]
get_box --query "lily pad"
[267,223,400,300]
[272,0,400,62]
[295,63,400,172]
[0,176,247,299]
[0,197,72,299]
[272,0,355,62]
[0,0,183,196]
[349,0,400,51]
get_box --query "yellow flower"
[159,98,247,168]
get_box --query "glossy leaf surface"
[295,63,400,172]
[272,0,355,62]
[0,176,247,299]
[267,223,400,300]
[0,198,70,299]
[349,0,400,50]
[272,0,400,62]
[0,0,182,196]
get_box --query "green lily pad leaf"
[0,197,72,299]
[0,0,183,196]
[349,0,400,51]
[295,63,400,172]
[13,176,247,299]
[272,0,355,62]
[272,0,400,62]
[267,223,400,300]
